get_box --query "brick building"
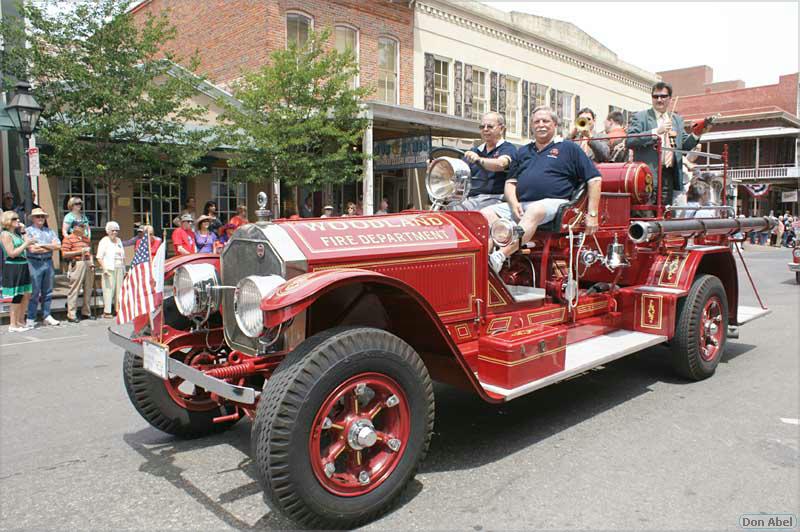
[660,66,799,216]
[131,0,478,219]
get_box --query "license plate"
[142,341,169,380]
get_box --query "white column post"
[362,118,374,215]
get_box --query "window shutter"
[454,61,463,117]
[498,73,507,120]
[424,53,435,112]
[556,90,564,119]
[521,80,529,137]
[549,88,557,112]
[490,71,498,112]
[464,64,473,120]
[574,95,581,116]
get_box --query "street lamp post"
[6,81,44,217]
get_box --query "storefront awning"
[0,103,16,131]
[701,126,800,142]
[365,101,481,140]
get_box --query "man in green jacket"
[627,81,701,206]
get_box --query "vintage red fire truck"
[789,239,800,283]
[109,145,774,528]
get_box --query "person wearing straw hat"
[25,207,61,327]
[320,205,335,218]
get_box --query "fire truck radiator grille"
[221,229,283,355]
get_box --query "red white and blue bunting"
[743,184,770,197]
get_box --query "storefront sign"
[781,190,798,203]
[374,135,430,171]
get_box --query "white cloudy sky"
[486,2,799,87]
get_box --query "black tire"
[122,297,237,438]
[671,274,728,380]
[252,327,435,529]
[795,271,799,284]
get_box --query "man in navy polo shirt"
[449,112,517,211]
[481,106,602,273]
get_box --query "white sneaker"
[489,250,506,274]
[9,324,33,333]
[25,319,36,328]
[43,315,61,326]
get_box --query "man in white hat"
[172,213,197,255]
[320,205,334,218]
[25,208,62,327]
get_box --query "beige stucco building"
[413,1,657,144]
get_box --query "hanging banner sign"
[28,147,40,178]
[374,135,431,171]
[744,184,770,197]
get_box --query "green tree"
[2,0,213,219]
[217,28,371,195]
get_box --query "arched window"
[286,12,312,48]
[377,37,399,104]
[335,25,359,89]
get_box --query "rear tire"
[671,274,728,380]
[252,327,434,528]
[795,271,799,284]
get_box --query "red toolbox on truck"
[478,323,566,389]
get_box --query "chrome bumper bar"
[107,327,257,405]
[788,262,800,272]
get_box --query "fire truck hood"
[276,211,482,265]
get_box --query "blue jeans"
[27,258,54,319]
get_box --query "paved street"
[1,245,797,531]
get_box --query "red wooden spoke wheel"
[163,350,218,412]
[698,296,724,362]
[253,327,434,529]
[309,373,411,496]
[671,274,728,380]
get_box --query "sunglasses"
[652,94,671,100]
[479,124,497,130]
[11,217,19,221]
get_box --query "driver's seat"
[535,183,587,233]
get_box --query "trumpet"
[575,116,592,133]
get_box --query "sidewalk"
[1,272,104,324]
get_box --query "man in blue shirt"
[25,208,62,327]
[449,112,517,211]
[481,107,602,273]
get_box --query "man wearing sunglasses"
[449,112,517,211]
[627,81,703,206]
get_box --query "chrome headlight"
[490,219,522,247]
[793,248,800,259]
[234,275,286,338]
[173,263,219,317]
[426,157,471,203]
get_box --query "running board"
[479,330,667,401]
[736,305,771,326]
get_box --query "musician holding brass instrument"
[627,81,713,206]
[569,108,610,163]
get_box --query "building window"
[533,84,548,109]
[286,12,311,48]
[471,68,487,120]
[505,78,519,135]
[212,167,247,221]
[433,58,449,114]
[377,37,398,104]
[58,175,108,229]
[133,179,181,231]
[335,25,359,89]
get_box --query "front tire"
[795,271,799,284]
[122,297,236,438]
[253,327,435,528]
[671,274,728,380]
